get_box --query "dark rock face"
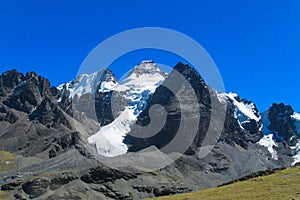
[0,105,18,123]
[3,82,41,113]
[80,166,137,184]
[227,93,263,136]
[22,179,50,198]
[220,100,263,149]
[2,71,53,114]
[49,175,77,191]
[124,84,181,152]
[0,69,89,159]
[61,68,120,126]
[124,62,212,153]
[268,103,297,145]
[0,69,25,98]
[29,97,72,129]
[94,69,121,126]
[95,91,115,126]
[242,119,261,134]
[48,131,86,158]
[73,91,120,127]
[133,185,191,197]
[124,62,263,154]
[56,85,73,116]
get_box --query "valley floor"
[149,166,300,200]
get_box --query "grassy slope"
[0,151,16,172]
[0,191,10,200]
[150,167,300,200]
[0,151,17,199]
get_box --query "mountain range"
[0,61,299,199]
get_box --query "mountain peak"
[97,68,118,93]
[129,60,163,77]
[57,68,118,98]
[141,60,154,64]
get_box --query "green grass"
[149,167,300,200]
[0,151,16,172]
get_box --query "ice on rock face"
[258,134,278,160]
[291,112,300,165]
[227,92,260,122]
[292,112,300,121]
[226,92,261,131]
[216,92,228,105]
[57,69,118,98]
[97,69,118,93]
[291,140,300,166]
[291,112,300,135]
[88,61,166,157]
[216,92,262,131]
[259,109,300,164]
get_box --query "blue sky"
[0,1,299,112]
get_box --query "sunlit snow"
[291,140,300,166]
[88,61,165,157]
[258,134,278,160]
[57,71,103,98]
[217,92,262,131]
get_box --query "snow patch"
[227,92,260,122]
[98,80,118,93]
[291,112,300,136]
[291,112,300,121]
[291,140,300,166]
[57,71,102,98]
[258,134,278,160]
[216,92,228,105]
[87,61,165,157]
[88,107,135,157]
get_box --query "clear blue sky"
[0,1,299,112]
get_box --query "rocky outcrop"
[0,69,25,98]
[80,166,137,184]
[0,105,18,123]
[1,165,191,199]
[22,179,50,198]
[48,131,88,158]
[268,103,298,145]
[2,71,52,114]
[29,97,72,129]
[3,81,41,113]
[0,70,90,160]
[220,99,263,149]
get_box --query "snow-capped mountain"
[57,69,118,98]
[217,93,300,164]
[259,103,300,165]
[217,92,262,134]
[88,60,166,157]
[57,68,119,125]
[227,92,262,132]
[2,64,300,199]
[124,62,213,154]
[56,61,300,164]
